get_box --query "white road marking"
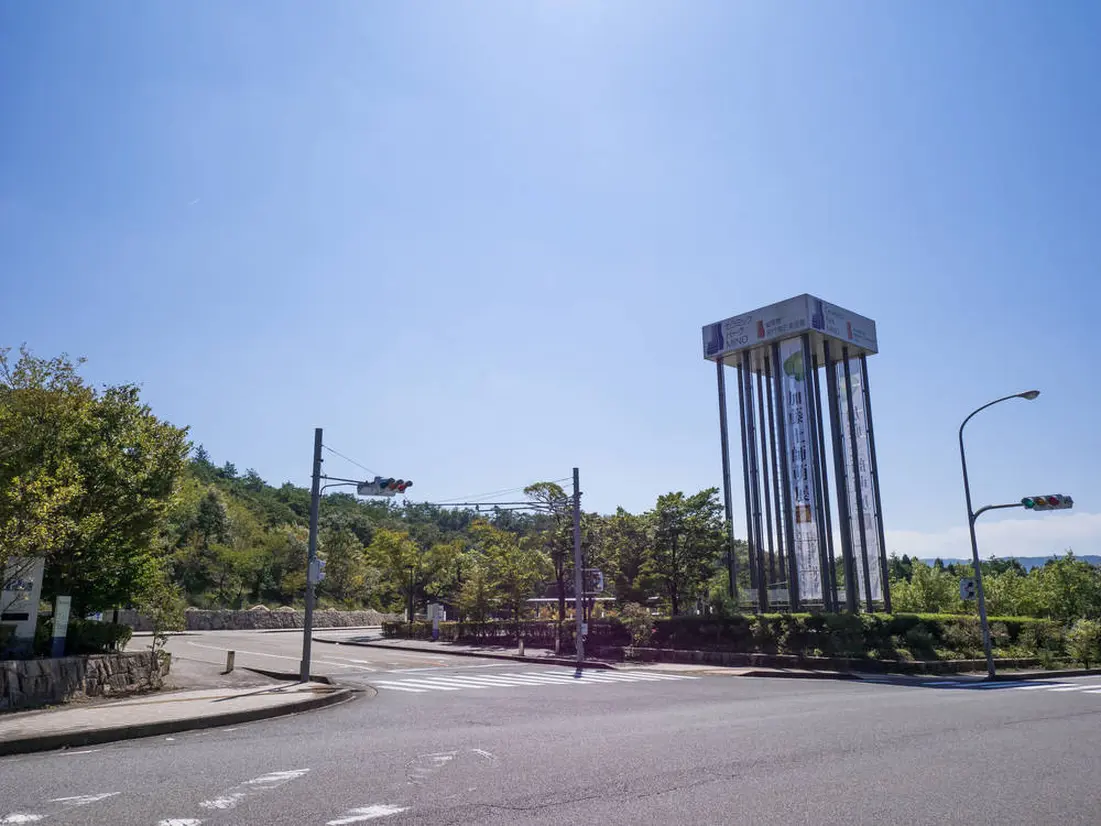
[1012,683,1076,690]
[165,737,176,741]
[49,793,119,806]
[183,642,377,672]
[1047,684,1101,692]
[327,804,409,824]
[0,816,45,824]
[158,820,203,826]
[198,769,309,810]
[374,669,701,693]
[471,749,496,760]
[374,679,461,691]
[59,749,103,756]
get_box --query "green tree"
[471,521,550,627]
[320,527,367,605]
[597,508,655,606]
[524,481,573,626]
[1066,619,1101,668]
[1028,553,1101,622]
[457,560,493,623]
[891,560,964,614]
[0,347,189,614]
[650,489,725,615]
[365,527,422,617]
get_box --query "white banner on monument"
[837,360,883,602]
[779,338,822,600]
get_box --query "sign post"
[51,596,72,658]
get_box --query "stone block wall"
[0,651,166,710]
[114,606,397,632]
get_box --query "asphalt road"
[6,632,1101,825]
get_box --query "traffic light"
[356,476,414,498]
[1022,494,1074,512]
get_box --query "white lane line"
[471,748,496,760]
[1047,684,1101,692]
[158,820,203,826]
[0,815,45,824]
[374,683,427,693]
[1012,683,1077,690]
[59,749,103,756]
[1083,689,1101,694]
[327,804,409,824]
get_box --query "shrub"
[33,618,133,656]
[1066,619,1101,668]
[619,603,654,647]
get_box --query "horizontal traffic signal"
[1022,494,1073,511]
[356,476,414,497]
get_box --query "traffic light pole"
[300,427,323,684]
[572,467,584,666]
[959,391,1041,680]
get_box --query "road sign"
[960,578,977,601]
[583,569,604,594]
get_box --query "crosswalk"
[372,669,700,694]
[926,680,1101,694]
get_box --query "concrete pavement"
[4,655,1101,824]
[0,680,351,755]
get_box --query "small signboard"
[1,557,45,647]
[960,578,977,601]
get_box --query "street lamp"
[959,390,1040,679]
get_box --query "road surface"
[4,630,1101,825]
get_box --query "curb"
[313,637,618,670]
[740,669,862,681]
[0,685,355,757]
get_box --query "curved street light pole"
[959,390,1040,679]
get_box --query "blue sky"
[2,2,1099,561]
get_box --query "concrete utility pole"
[299,427,323,683]
[572,467,584,666]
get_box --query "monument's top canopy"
[702,294,878,370]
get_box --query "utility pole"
[572,467,584,666]
[299,427,323,683]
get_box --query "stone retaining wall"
[115,607,397,632]
[0,651,167,710]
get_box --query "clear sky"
[2,2,1099,561]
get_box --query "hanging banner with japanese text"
[779,337,822,600]
[836,359,883,602]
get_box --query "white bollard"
[518,638,525,658]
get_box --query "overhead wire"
[434,475,573,505]
[321,444,377,478]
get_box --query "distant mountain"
[918,556,1101,572]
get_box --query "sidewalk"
[314,634,618,669]
[0,681,353,756]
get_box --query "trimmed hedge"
[385,614,1066,661]
[32,618,134,656]
[382,619,630,649]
